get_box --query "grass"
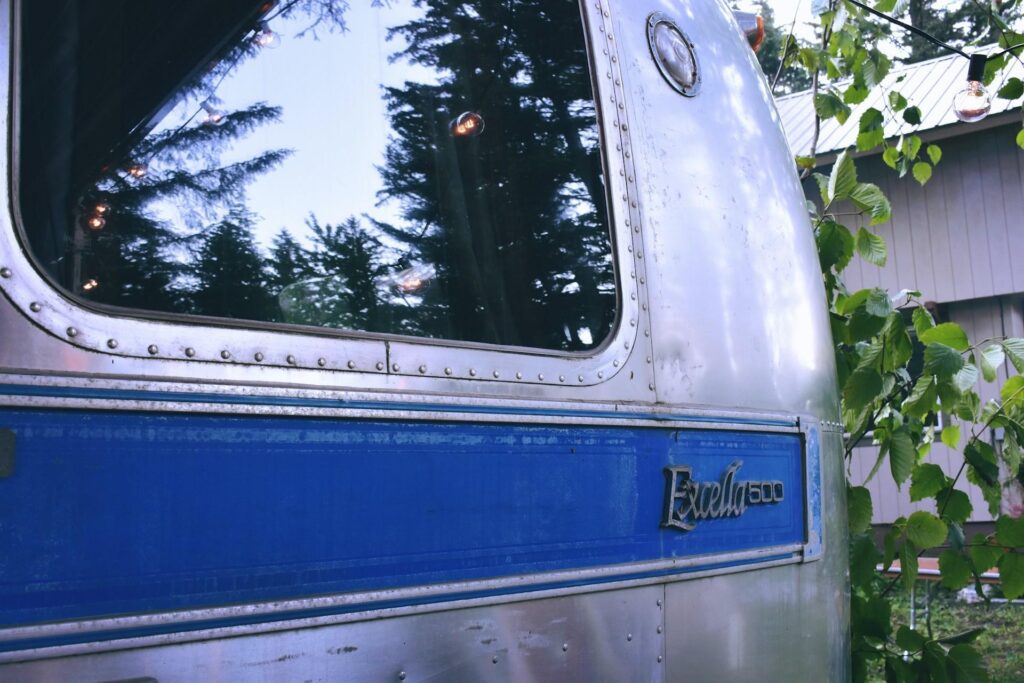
[869,583,1024,682]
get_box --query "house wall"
[809,122,1024,524]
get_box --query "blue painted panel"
[0,409,804,629]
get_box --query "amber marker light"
[732,11,765,52]
[450,111,484,138]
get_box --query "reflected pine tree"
[375,0,614,350]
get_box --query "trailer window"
[17,1,614,352]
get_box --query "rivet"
[398,673,406,681]
[147,344,158,355]
[377,361,385,371]
[649,383,656,390]
[493,370,500,378]
[642,303,648,311]
[658,655,664,663]
[66,327,78,338]
[621,123,627,131]
[0,267,10,278]
[630,319,636,327]
[645,329,650,337]
[287,355,297,365]
[559,375,565,382]
[627,633,633,641]
[318,358,327,367]
[445,367,453,376]
[578,375,584,382]
[657,626,663,634]
[562,643,569,652]
[516,371,522,380]
[613,360,620,367]
[598,371,604,379]
[221,350,231,359]
[630,293,636,300]
[538,373,545,381]
[469,368,477,377]
[624,341,630,349]
[107,339,118,349]
[29,302,41,312]
[630,271,635,279]
[619,102,625,109]
[615,78,621,85]
[347,360,356,369]
[608,33,614,41]
[622,194,628,201]
[492,656,499,664]
[392,363,400,372]
[419,365,427,374]
[625,150,631,158]
[634,226,640,233]
[628,175,633,182]
[657,599,662,607]
[185,347,196,358]
[604,9,610,16]
[599,25,605,32]
[647,356,652,363]
[255,352,264,362]
[627,245,633,253]
[640,277,646,284]
[631,200,638,207]
[637,251,643,260]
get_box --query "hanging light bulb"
[85,214,106,231]
[200,101,227,126]
[93,201,111,215]
[952,54,992,122]
[254,22,280,49]
[82,278,99,292]
[126,163,147,179]
[450,111,485,138]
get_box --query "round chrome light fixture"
[647,13,700,97]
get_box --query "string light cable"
[845,0,1024,122]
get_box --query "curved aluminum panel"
[615,1,841,419]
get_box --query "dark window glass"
[18,0,615,351]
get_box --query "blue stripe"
[0,383,796,427]
[0,408,806,636]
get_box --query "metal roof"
[775,49,1024,160]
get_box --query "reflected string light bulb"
[200,101,227,126]
[82,278,99,292]
[450,111,485,138]
[126,163,147,179]
[952,54,992,123]
[391,263,437,293]
[93,202,111,215]
[254,22,280,49]
[85,214,106,231]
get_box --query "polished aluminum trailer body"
[0,0,849,679]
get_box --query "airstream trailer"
[0,0,849,680]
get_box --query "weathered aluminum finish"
[615,1,841,419]
[1,585,668,682]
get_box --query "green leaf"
[844,83,869,105]
[925,344,965,380]
[848,485,873,534]
[903,375,937,419]
[939,628,985,646]
[815,91,851,125]
[912,161,932,185]
[1001,375,1024,408]
[795,155,817,170]
[946,644,989,682]
[926,144,942,165]
[910,463,947,501]
[996,515,1024,547]
[844,367,884,411]
[937,427,960,452]
[903,106,922,125]
[895,624,926,652]
[850,533,880,587]
[1017,128,1024,150]
[900,540,919,591]
[862,50,891,89]
[906,510,948,548]
[1003,338,1024,372]
[953,364,980,394]
[890,428,916,486]
[828,150,857,203]
[815,220,855,272]
[849,182,892,225]
[912,306,935,336]
[939,549,971,588]
[888,90,908,111]
[998,552,1024,600]
[938,488,973,525]
[854,227,887,266]
[964,440,999,487]
[920,323,970,351]
[883,523,901,570]
[969,535,1004,573]
[979,344,1005,382]
[856,128,884,151]
[863,288,891,318]
[882,146,900,169]
[997,76,1024,99]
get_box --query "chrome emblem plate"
[662,460,784,532]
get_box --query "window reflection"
[20,0,615,351]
